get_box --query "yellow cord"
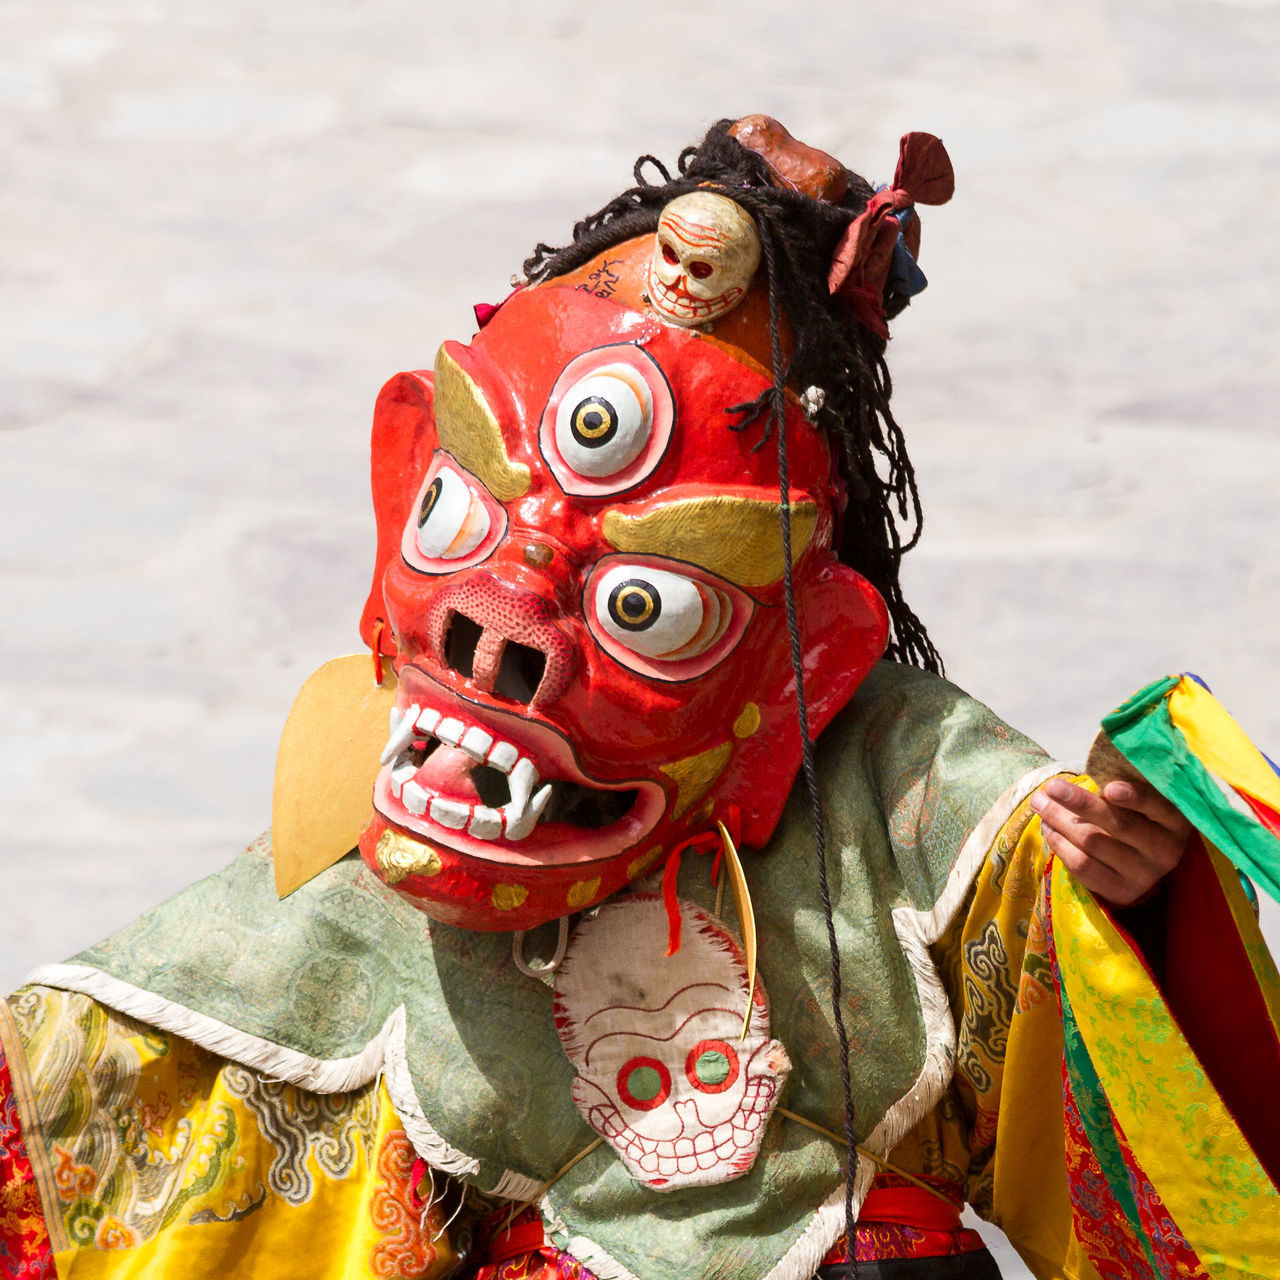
[775,1108,954,1207]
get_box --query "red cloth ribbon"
[661,805,742,955]
[827,132,954,338]
[474,283,526,330]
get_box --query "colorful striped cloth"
[1048,674,1280,1278]
[1100,673,1280,904]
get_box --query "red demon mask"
[356,232,888,931]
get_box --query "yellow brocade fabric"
[882,777,1103,1280]
[1,988,462,1279]
[1052,853,1280,1278]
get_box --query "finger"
[1030,782,1138,853]
[1034,785,1188,889]
[1040,823,1148,905]
[1032,800,1138,876]
[1100,779,1193,837]
[1034,777,1131,832]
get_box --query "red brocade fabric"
[471,1179,986,1277]
[819,1175,987,1264]
[471,1207,596,1280]
[0,1039,55,1280]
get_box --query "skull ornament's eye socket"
[617,1056,672,1111]
[540,345,673,496]
[400,454,507,575]
[585,556,753,681]
[685,1039,740,1094]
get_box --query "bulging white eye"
[554,366,653,478]
[415,467,490,559]
[594,564,730,660]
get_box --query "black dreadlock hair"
[523,119,942,674]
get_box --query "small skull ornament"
[646,191,762,326]
[553,893,790,1191]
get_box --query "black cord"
[761,223,861,1277]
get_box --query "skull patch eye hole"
[585,557,752,682]
[617,1056,672,1111]
[400,454,507,576]
[688,261,714,279]
[540,345,674,497]
[685,1039,740,1095]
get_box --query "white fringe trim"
[553,1220,642,1280]
[762,1155,879,1280]
[378,1004,481,1179]
[26,963,484,1180]
[488,1168,547,1202]
[866,761,1067,1161]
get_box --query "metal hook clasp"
[512,916,570,984]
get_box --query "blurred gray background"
[2,2,1278,1273]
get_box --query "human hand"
[1029,776,1193,906]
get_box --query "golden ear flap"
[271,656,399,897]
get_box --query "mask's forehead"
[462,281,837,514]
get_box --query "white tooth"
[415,707,441,735]
[380,704,420,764]
[389,706,404,733]
[694,1132,713,1153]
[390,762,417,798]
[460,727,493,761]
[401,781,430,815]
[697,1149,718,1170]
[436,717,464,747]
[503,783,552,841]
[487,741,518,773]
[508,757,538,810]
[468,806,503,840]
[430,797,470,829]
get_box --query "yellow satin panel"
[1052,857,1280,1279]
[8,988,460,1280]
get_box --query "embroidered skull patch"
[553,893,790,1191]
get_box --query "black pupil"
[572,396,618,447]
[608,580,660,631]
[417,477,442,528]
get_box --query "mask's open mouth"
[371,677,665,867]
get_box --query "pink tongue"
[413,744,480,801]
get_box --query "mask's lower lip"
[370,669,665,867]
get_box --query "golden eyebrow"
[433,346,530,501]
[602,496,817,588]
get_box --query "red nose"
[423,574,576,707]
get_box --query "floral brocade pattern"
[482,1250,596,1280]
[3,986,459,1279]
[1047,880,1212,1280]
[370,1129,442,1279]
[926,789,1053,1218]
[0,1038,54,1279]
